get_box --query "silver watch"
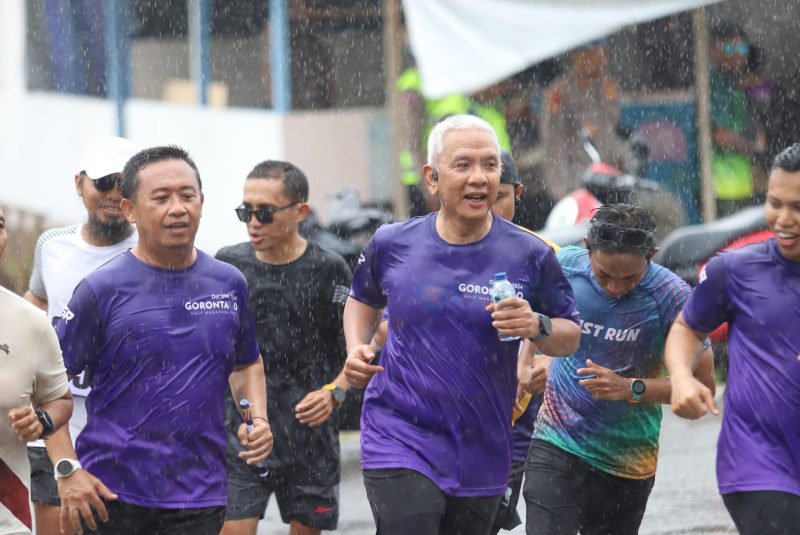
[54,459,82,480]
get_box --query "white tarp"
[402,0,720,98]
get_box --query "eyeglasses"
[721,41,749,57]
[589,221,654,250]
[235,202,299,224]
[85,172,121,193]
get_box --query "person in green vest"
[710,22,764,217]
[397,66,512,216]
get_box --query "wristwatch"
[34,409,55,440]
[323,383,347,409]
[530,314,552,341]
[629,379,646,403]
[54,459,82,480]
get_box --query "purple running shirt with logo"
[350,213,579,497]
[56,251,260,508]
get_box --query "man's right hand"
[670,374,719,420]
[57,469,117,535]
[344,345,384,388]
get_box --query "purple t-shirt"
[350,213,579,496]
[55,251,260,508]
[683,239,800,497]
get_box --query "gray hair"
[427,114,500,166]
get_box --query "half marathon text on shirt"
[184,293,239,315]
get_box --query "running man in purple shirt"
[343,115,581,534]
[665,143,800,535]
[49,146,273,535]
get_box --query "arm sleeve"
[681,255,731,333]
[234,276,261,366]
[348,236,386,309]
[54,280,103,377]
[28,233,48,300]
[532,248,580,324]
[31,320,69,406]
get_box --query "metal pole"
[188,0,211,106]
[384,0,407,219]
[269,0,292,112]
[693,7,716,222]
[104,0,129,137]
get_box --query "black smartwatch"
[34,409,55,440]
[323,384,347,409]
[530,314,552,341]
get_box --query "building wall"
[0,91,387,255]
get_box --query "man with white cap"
[24,136,139,534]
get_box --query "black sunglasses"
[589,221,654,249]
[85,172,121,193]
[235,202,299,224]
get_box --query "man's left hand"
[295,389,335,427]
[576,359,630,401]
[237,418,273,464]
[8,407,43,442]
[486,297,540,340]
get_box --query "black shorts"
[491,461,524,534]
[28,446,60,506]
[363,468,503,535]
[224,446,339,530]
[722,491,800,535]
[83,502,224,535]
[523,439,655,535]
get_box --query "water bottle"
[491,272,520,341]
[239,399,269,478]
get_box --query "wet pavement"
[259,396,736,534]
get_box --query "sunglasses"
[235,202,299,224]
[85,172,121,193]
[721,42,749,57]
[590,221,654,250]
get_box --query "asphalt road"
[259,397,737,534]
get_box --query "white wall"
[0,92,387,255]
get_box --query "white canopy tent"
[396,0,722,221]
[401,0,720,99]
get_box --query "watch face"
[539,314,552,336]
[56,460,74,476]
[332,388,346,404]
[632,380,646,395]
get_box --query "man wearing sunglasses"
[524,204,715,535]
[217,160,351,535]
[22,136,139,535]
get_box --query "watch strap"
[530,314,552,341]
[35,409,55,440]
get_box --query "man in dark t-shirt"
[218,160,351,535]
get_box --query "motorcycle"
[300,187,394,271]
[542,131,687,243]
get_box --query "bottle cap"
[494,272,507,280]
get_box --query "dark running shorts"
[83,502,225,535]
[722,490,800,535]
[363,468,503,535]
[224,447,339,530]
[28,446,60,506]
[523,439,654,535]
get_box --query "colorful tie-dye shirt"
[534,246,691,479]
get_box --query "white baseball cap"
[79,136,140,179]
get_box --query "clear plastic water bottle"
[491,272,520,341]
